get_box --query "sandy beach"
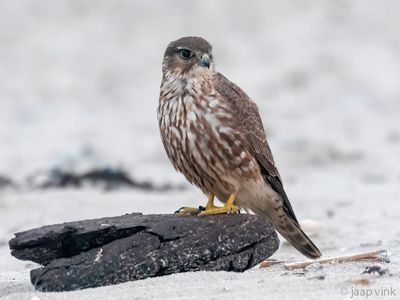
[1,1,399,299]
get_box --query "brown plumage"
[158,36,321,259]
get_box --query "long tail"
[260,176,322,259]
[273,214,321,259]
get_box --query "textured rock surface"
[9,213,279,292]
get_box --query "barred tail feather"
[274,216,321,259]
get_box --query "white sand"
[1,1,399,299]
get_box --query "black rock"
[9,213,279,292]
[362,265,389,276]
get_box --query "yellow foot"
[174,206,205,216]
[175,193,240,216]
[199,192,239,216]
[198,205,239,216]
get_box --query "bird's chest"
[160,95,233,191]
[160,93,233,160]
[158,77,249,193]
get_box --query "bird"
[157,36,321,259]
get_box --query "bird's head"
[162,36,215,76]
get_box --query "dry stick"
[259,259,281,268]
[283,249,386,270]
[259,250,387,269]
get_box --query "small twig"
[259,259,282,268]
[284,250,386,270]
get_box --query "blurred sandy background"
[1,1,399,299]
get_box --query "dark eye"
[180,49,193,59]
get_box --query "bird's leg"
[199,192,239,216]
[175,194,215,216]
[205,194,218,210]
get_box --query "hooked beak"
[198,54,210,69]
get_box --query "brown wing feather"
[214,72,299,224]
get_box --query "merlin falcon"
[157,36,321,259]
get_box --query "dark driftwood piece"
[9,213,279,292]
[27,168,183,191]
